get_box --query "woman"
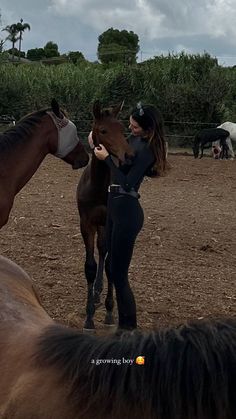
[94,103,167,331]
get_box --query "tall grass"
[1,53,235,147]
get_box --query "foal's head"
[92,101,133,162]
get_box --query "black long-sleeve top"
[104,135,155,192]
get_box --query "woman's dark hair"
[131,104,167,175]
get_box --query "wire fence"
[0,114,222,148]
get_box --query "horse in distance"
[216,122,236,159]
[76,100,133,332]
[0,99,89,229]
[0,254,235,419]
[0,114,16,126]
[193,127,229,159]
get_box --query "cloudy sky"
[1,0,236,66]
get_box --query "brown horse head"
[0,100,89,229]
[92,100,133,162]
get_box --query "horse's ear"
[51,99,61,118]
[112,100,124,117]
[93,100,101,119]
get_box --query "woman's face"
[129,116,146,137]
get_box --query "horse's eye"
[100,129,107,135]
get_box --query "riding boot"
[118,312,137,331]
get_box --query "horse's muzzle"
[72,155,89,170]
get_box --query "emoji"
[135,356,145,365]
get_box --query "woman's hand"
[94,144,109,160]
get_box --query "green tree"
[2,23,20,60]
[68,50,85,64]
[44,41,60,58]
[0,39,5,53]
[97,28,139,64]
[27,47,45,60]
[0,10,5,52]
[7,47,25,58]
[16,18,30,60]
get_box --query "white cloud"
[1,0,236,64]
[47,0,236,42]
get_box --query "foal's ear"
[112,100,124,117]
[93,100,101,119]
[51,99,61,118]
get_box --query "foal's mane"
[94,106,123,121]
[0,108,50,154]
[98,108,112,118]
[35,318,236,419]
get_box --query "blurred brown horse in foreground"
[0,99,89,229]
[76,101,133,331]
[0,254,235,419]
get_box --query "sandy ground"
[0,154,235,332]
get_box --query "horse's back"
[218,122,236,140]
[0,256,54,417]
[0,255,51,324]
[198,128,229,141]
[0,254,31,280]
[0,368,76,419]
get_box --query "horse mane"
[101,108,114,117]
[35,317,236,419]
[0,109,49,155]
[94,107,118,120]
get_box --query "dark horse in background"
[0,99,89,229]
[76,101,133,331]
[193,127,229,159]
[0,254,235,419]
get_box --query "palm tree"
[0,9,5,53]
[2,24,20,60]
[16,18,30,60]
[0,39,5,53]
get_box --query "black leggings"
[106,193,144,330]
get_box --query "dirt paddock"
[1,155,235,332]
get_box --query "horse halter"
[47,111,80,158]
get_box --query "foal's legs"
[80,220,97,331]
[93,222,115,325]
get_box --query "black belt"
[108,184,140,199]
